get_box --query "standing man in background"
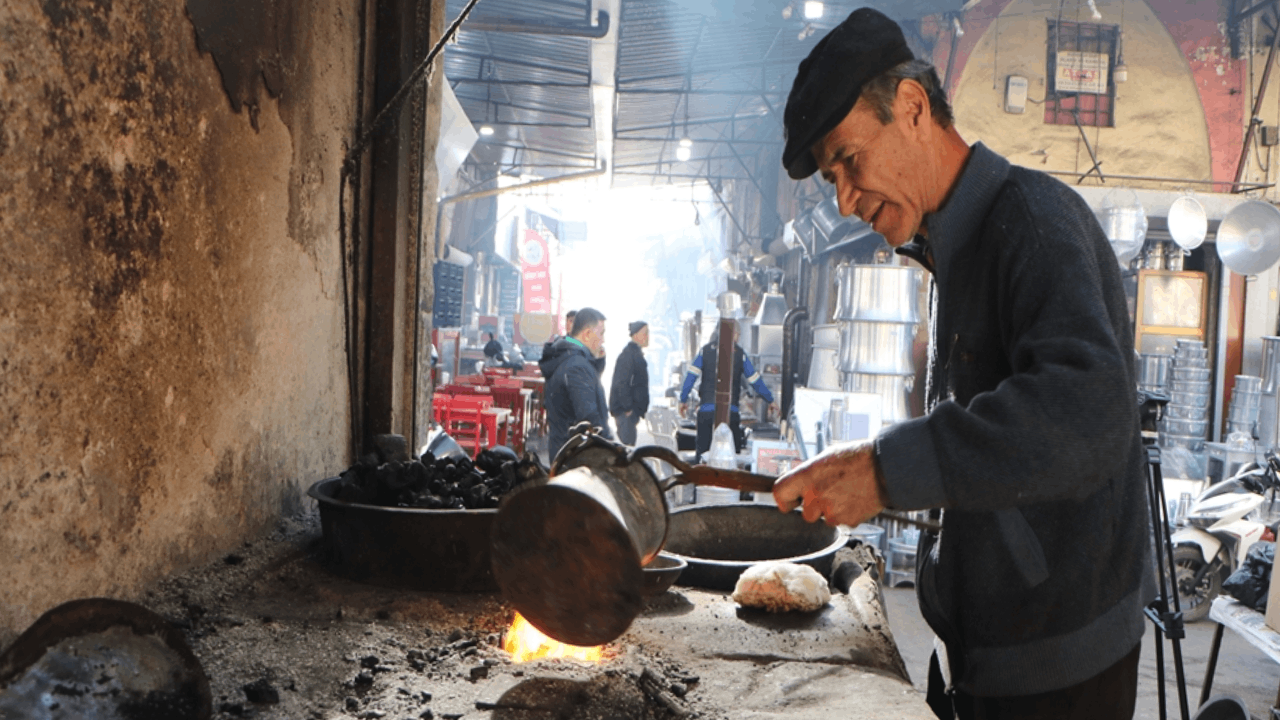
[539,308,612,459]
[679,324,774,459]
[610,321,651,445]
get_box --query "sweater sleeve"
[877,192,1138,512]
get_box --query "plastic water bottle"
[699,423,739,504]
[708,422,736,470]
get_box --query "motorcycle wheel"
[1172,545,1220,623]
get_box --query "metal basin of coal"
[662,504,847,591]
[308,477,497,592]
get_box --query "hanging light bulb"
[803,1,824,19]
[479,125,495,136]
[679,137,693,148]
[676,145,692,162]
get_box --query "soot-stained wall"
[0,0,359,643]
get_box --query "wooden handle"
[681,466,777,494]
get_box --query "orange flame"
[501,612,605,663]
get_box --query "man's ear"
[895,79,930,131]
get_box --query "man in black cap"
[772,9,1151,720]
[609,321,651,446]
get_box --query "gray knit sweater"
[875,144,1154,696]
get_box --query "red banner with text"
[520,229,552,315]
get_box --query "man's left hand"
[772,440,888,527]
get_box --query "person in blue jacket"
[679,323,774,460]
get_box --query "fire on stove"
[502,611,604,663]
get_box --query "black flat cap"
[628,321,648,336]
[782,8,915,180]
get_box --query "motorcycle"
[1169,453,1279,621]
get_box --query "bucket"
[886,537,917,587]
[849,523,886,555]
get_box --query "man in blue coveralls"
[679,324,774,460]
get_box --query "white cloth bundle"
[731,562,831,613]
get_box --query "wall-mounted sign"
[1055,51,1109,94]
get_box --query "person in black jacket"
[538,307,612,460]
[772,9,1149,719]
[541,309,605,375]
[609,321,650,445]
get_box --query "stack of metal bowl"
[1161,339,1211,452]
[1226,375,1263,437]
[1136,353,1172,396]
[833,262,923,427]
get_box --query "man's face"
[811,83,932,247]
[582,321,605,355]
[635,327,650,348]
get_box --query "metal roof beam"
[463,98,595,120]
[617,59,794,87]
[481,143,597,160]
[616,112,770,133]
[617,135,781,145]
[619,87,786,96]
[452,79,591,88]
[445,49,591,78]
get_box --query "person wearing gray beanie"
[609,321,650,445]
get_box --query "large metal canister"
[835,264,923,323]
[843,373,913,425]
[837,321,918,375]
[808,324,842,390]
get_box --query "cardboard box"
[1266,551,1280,633]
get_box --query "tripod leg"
[1155,627,1168,720]
[1199,622,1224,708]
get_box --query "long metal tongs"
[621,445,941,532]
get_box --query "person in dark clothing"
[609,321,651,445]
[772,9,1151,719]
[482,332,503,364]
[539,307,612,460]
[678,324,774,459]
[540,309,605,375]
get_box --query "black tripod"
[1139,391,1191,720]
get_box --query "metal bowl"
[661,504,847,591]
[641,553,687,596]
[308,477,498,592]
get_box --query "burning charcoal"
[451,638,478,651]
[242,677,280,704]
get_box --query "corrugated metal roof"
[444,0,962,186]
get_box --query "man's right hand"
[772,440,890,527]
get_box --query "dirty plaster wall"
[0,0,359,644]
[951,0,1213,186]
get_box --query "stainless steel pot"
[835,264,923,323]
[807,347,842,390]
[838,320,917,375]
[843,372,913,424]
[1137,353,1172,390]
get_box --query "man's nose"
[835,180,860,218]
